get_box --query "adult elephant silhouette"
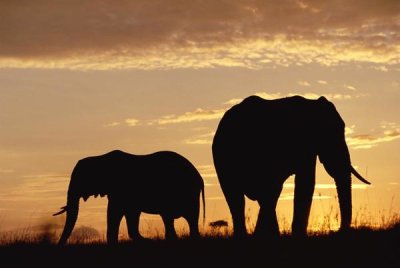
[54,150,205,245]
[212,95,370,238]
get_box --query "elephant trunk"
[58,195,80,245]
[336,174,352,231]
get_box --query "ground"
[0,225,399,268]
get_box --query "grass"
[0,217,399,268]
[0,225,398,268]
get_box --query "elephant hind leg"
[184,196,201,239]
[254,207,279,238]
[223,188,246,238]
[255,184,283,238]
[187,218,200,239]
[107,198,124,244]
[126,211,144,241]
[185,213,200,239]
[161,215,177,240]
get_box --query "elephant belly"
[238,165,290,201]
[135,194,186,218]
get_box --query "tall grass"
[0,207,399,245]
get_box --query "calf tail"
[201,182,206,226]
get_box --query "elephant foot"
[253,228,280,240]
[131,234,145,241]
[291,229,308,238]
[165,233,178,241]
[107,238,119,245]
[232,231,248,240]
[129,233,145,241]
[336,226,354,236]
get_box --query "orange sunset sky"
[0,1,399,236]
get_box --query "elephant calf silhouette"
[212,95,370,238]
[54,150,205,245]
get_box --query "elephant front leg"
[292,163,316,236]
[161,215,177,240]
[107,198,124,244]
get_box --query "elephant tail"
[201,183,206,226]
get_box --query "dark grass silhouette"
[0,222,398,268]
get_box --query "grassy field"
[0,221,398,268]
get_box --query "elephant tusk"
[53,205,68,216]
[351,166,371,185]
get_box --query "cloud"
[0,173,69,202]
[107,91,361,128]
[104,122,121,127]
[279,193,332,201]
[283,183,370,190]
[197,165,217,178]
[104,109,226,128]
[185,132,215,145]
[125,118,140,127]
[156,108,225,124]
[225,93,285,105]
[345,84,357,91]
[225,91,358,105]
[346,123,400,149]
[318,80,328,85]
[1,0,399,70]
[298,81,311,87]
[206,196,225,201]
[0,168,14,174]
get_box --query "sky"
[0,0,399,237]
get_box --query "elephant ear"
[69,158,110,201]
[316,96,347,164]
[317,96,345,133]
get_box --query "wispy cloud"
[298,81,311,87]
[196,165,218,187]
[197,165,217,178]
[224,92,285,105]
[185,132,215,145]
[279,193,332,201]
[0,168,14,174]
[318,80,328,85]
[345,84,357,91]
[105,94,399,152]
[346,123,400,149]
[225,92,357,105]
[104,122,121,127]
[125,118,140,127]
[1,1,399,70]
[107,91,361,128]
[156,109,225,125]
[110,109,227,127]
[0,173,69,202]
[283,183,370,190]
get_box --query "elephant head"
[316,97,370,231]
[53,159,107,245]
